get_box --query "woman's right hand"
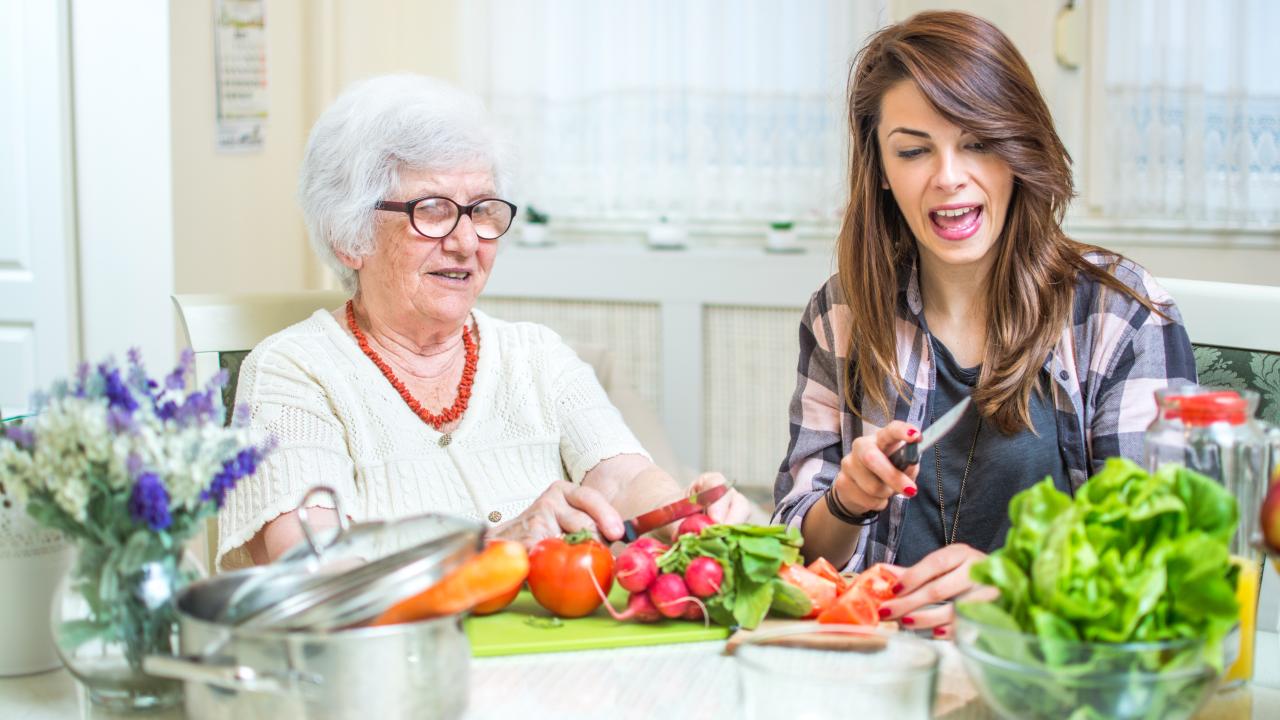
[491,480,623,550]
[832,421,922,514]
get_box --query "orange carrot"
[373,539,529,625]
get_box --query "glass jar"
[51,541,205,710]
[1144,387,1270,555]
[1143,387,1191,471]
[1143,386,1270,687]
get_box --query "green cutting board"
[464,587,730,657]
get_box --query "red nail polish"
[892,583,904,594]
[933,627,946,638]
[878,607,891,619]
[903,485,917,498]
[907,428,918,437]
[901,616,915,625]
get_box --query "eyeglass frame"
[374,196,519,240]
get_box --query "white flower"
[0,439,34,506]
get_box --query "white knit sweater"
[216,308,648,570]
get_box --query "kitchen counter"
[3,631,1278,719]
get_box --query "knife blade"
[887,396,972,471]
[620,484,729,542]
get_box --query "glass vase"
[51,540,205,711]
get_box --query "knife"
[620,484,730,543]
[878,396,972,567]
[887,396,972,471]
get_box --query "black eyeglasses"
[375,196,518,240]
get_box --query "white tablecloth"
[3,632,1278,719]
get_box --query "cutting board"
[464,588,730,657]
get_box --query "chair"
[1160,277,1280,633]
[171,291,690,570]
[1162,278,1280,424]
[172,291,350,426]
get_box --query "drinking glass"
[735,624,938,719]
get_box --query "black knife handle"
[888,441,920,471]
[621,520,639,544]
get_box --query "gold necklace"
[933,406,981,546]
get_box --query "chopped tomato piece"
[778,564,838,619]
[806,557,850,592]
[852,564,898,602]
[815,565,898,626]
[816,587,879,625]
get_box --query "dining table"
[2,628,1277,719]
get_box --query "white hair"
[298,74,511,292]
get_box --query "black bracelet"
[825,485,880,526]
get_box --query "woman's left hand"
[877,543,996,638]
[687,472,752,525]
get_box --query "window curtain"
[479,0,886,225]
[1103,0,1280,225]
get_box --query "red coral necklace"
[346,300,477,431]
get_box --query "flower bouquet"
[0,349,270,710]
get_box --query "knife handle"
[887,441,920,471]
[620,520,639,544]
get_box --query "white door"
[0,0,78,418]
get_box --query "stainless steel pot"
[146,567,470,719]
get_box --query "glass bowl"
[734,624,939,719]
[954,604,1227,720]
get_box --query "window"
[1097,0,1280,226]
[473,0,886,228]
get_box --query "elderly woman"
[773,12,1196,634]
[217,74,748,569]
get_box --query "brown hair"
[839,11,1157,434]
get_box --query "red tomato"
[778,563,838,619]
[806,557,850,593]
[527,531,615,618]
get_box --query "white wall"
[167,0,465,298]
[72,0,175,368]
[169,0,310,295]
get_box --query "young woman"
[772,12,1196,635]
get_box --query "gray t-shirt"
[886,336,1071,567]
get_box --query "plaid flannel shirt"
[771,253,1197,570]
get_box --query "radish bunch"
[597,514,724,624]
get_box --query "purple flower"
[207,369,229,393]
[174,389,218,427]
[4,425,35,451]
[165,349,194,392]
[156,399,179,422]
[201,447,262,508]
[99,364,138,414]
[107,406,136,434]
[73,363,91,398]
[128,472,172,531]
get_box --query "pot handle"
[144,654,319,694]
[296,485,351,557]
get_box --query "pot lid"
[220,486,483,631]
